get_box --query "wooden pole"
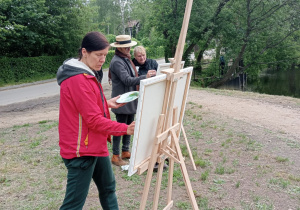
[140,115,165,209]
[181,124,196,170]
[173,0,194,73]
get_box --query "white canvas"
[128,67,193,176]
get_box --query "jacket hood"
[57,58,95,85]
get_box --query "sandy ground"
[1,84,300,209]
[188,88,300,140]
[1,84,299,139]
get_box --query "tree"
[0,0,50,57]
[91,0,134,35]
[133,0,299,87]
[91,0,120,34]
[209,0,300,87]
[44,0,98,56]
[185,0,231,72]
[0,0,97,57]
[146,0,187,60]
[137,0,231,63]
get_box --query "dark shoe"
[121,151,131,159]
[111,155,127,166]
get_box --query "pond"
[247,67,300,98]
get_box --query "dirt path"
[1,85,299,153]
[1,86,299,139]
[188,88,300,140]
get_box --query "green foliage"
[0,44,163,86]
[106,34,116,44]
[201,170,209,181]
[103,50,116,68]
[144,46,164,59]
[1,0,299,89]
[136,0,186,59]
[91,0,128,35]
[0,56,65,85]
[219,0,300,76]
[132,0,300,87]
[0,0,97,57]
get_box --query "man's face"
[135,52,146,65]
[118,47,131,55]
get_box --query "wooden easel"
[164,61,197,172]
[138,0,198,209]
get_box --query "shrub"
[0,56,66,85]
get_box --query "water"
[247,67,300,98]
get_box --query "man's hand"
[127,121,135,135]
[107,96,126,109]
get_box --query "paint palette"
[116,91,139,103]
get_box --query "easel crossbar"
[156,123,180,144]
[161,149,180,164]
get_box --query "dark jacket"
[110,55,146,114]
[132,58,158,76]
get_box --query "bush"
[144,46,164,59]
[0,56,66,85]
[0,45,164,86]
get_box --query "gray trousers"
[112,113,134,155]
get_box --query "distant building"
[127,20,140,37]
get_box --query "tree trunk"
[182,42,196,62]
[209,43,247,88]
[209,0,253,88]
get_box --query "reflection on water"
[247,67,300,98]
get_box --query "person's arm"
[111,59,146,86]
[68,75,128,136]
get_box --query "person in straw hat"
[109,35,156,166]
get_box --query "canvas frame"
[128,67,193,176]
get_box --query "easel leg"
[140,115,165,210]
[167,140,175,204]
[181,124,197,170]
[167,106,178,204]
[171,130,199,210]
[153,160,165,209]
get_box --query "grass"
[1,95,300,209]
[201,170,210,181]
[275,156,289,163]
[269,178,290,189]
[194,156,210,168]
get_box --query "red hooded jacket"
[57,59,128,159]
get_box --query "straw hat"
[110,35,137,48]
